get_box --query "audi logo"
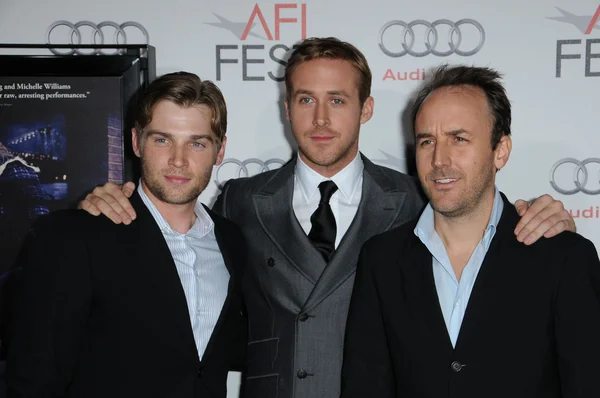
[213,158,286,190]
[46,20,150,55]
[549,158,600,195]
[378,19,485,57]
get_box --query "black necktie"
[308,181,338,262]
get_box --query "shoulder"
[362,157,424,207]
[28,209,129,242]
[222,166,289,195]
[362,215,420,254]
[530,229,596,259]
[205,205,243,236]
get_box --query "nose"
[168,144,188,168]
[313,102,330,128]
[432,142,450,169]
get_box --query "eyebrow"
[146,130,215,142]
[415,129,470,140]
[293,89,352,97]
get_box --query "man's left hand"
[514,194,575,245]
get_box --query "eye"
[299,97,313,104]
[331,98,344,105]
[155,138,168,144]
[419,139,434,147]
[454,136,467,142]
[191,141,207,149]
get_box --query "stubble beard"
[425,163,496,219]
[296,126,360,170]
[141,158,212,205]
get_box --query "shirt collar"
[414,186,504,250]
[294,152,364,202]
[137,180,214,238]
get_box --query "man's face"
[285,58,374,177]
[132,100,226,206]
[415,86,511,218]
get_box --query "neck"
[141,181,197,234]
[433,188,496,280]
[434,189,495,249]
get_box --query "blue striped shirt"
[414,188,503,347]
[138,183,229,359]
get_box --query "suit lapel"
[129,193,199,362]
[454,195,521,352]
[399,234,454,354]
[300,156,410,312]
[253,159,327,284]
[201,207,237,361]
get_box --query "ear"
[360,96,374,124]
[284,99,291,121]
[494,135,512,170]
[132,128,142,158]
[215,136,227,166]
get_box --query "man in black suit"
[78,39,576,398]
[341,65,600,398]
[5,72,247,398]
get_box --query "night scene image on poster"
[0,76,124,276]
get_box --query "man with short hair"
[6,72,247,398]
[340,65,600,398]
[79,38,576,398]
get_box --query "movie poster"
[0,76,124,276]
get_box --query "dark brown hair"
[285,37,372,104]
[412,65,511,149]
[134,71,227,143]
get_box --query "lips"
[164,175,191,185]
[310,135,335,142]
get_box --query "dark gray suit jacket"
[213,153,424,398]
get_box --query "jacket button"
[267,257,275,267]
[197,366,204,378]
[298,313,309,322]
[450,361,464,372]
[297,369,308,379]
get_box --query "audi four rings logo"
[550,158,600,195]
[214,158,286,189]
[46,21,150,55]
[378,19,485,57]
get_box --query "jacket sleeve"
[340,240,395,398]
[555,236,600,397]
[6,214,92,398]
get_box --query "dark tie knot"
[318,181,338,204]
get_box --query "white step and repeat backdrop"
[1,0,599,395]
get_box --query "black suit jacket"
[341,193,600,398]
[6,192,247,398]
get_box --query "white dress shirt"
[292,152,364,248]
[138,183,230,360]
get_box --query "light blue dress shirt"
[138,183,230,360]
[414,188,504,347]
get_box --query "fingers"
[514,194,552,237]
[514,194,574,245]
[122,181,136,198]
[78,194,101,216]
[513,199,528,217]
[79,182,137,225]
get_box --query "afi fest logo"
[206,3,307,81]
[548,5,600,77]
